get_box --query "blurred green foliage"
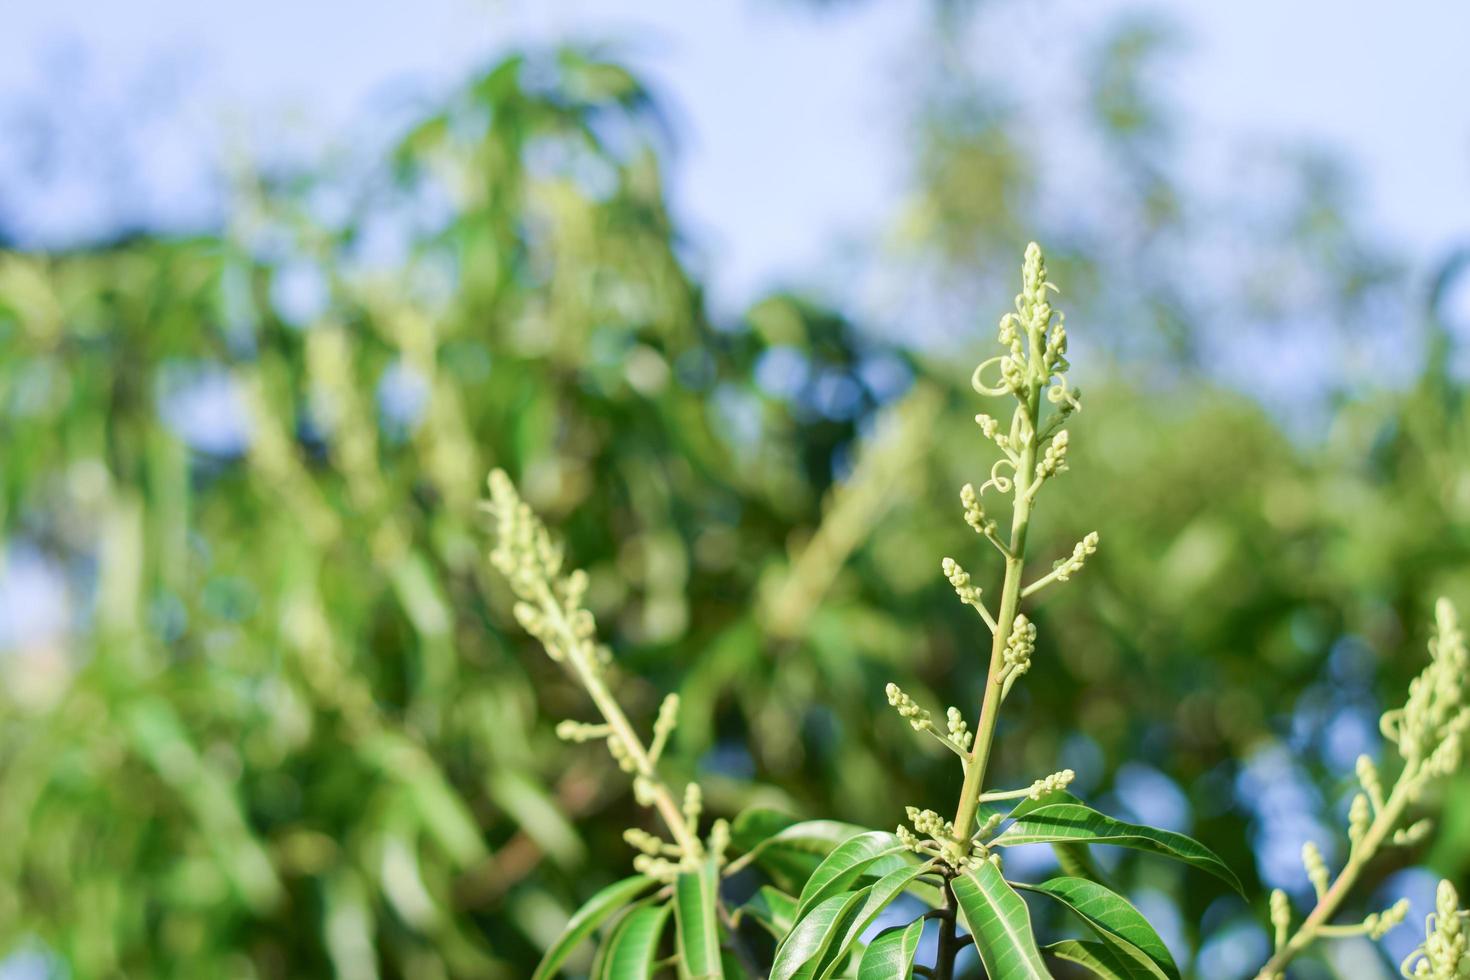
[0,16,1468,980]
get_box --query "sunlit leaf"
[951,860,1050,980]
[532,875,656,980]
[857,918,925,980]
[993,802,1243,893]
[674,857,724,979]
[1015,876,1178,979]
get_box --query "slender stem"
[950,379,1042,849]
[1254,773,1414,978]
[535,581,704,858]
[934,878,959,980]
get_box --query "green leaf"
[993,803,1243,894]
[597,901,672,980]
[1053,842,1112,888]
[817,861,936,979]
[675,858,724,979]
[1046,939,1148,978]
[857,918,925,980]
[729,809,868,892]
[733,886,798,939]
[1015,877,1178,980]
[795,831,908,919]
[951,860,1050,980]
[770,890,870,980]
[533,875,657,980]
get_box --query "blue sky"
[2,0,1467,319]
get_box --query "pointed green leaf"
[598,901,672,980]
[994,803,1243,894]
[857,918,925,980]
[1015,877,1178,980]
[796,831,908,918]
[675,858,724,979]
[952,860,1050,980]
[533,875,657,980]
[770,890,870,980]
[817,861,936,979]
[1046,939,1143,978]
[733,886,798,939]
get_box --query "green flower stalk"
[483,470,710,875]
[1256,598,1469,978]
[891,242,1097,864]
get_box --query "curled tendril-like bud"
[886,683,935,734]
[1302,842,1330,899]
[971,355,1014,398]
[1402,880,1468,978]
[981,457,1016,496]
[946,707,973,752]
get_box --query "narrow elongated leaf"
[533,875,657,980]
[796,831,907,918]
[993,803,1243,894]
[770,890,870,980]
[598,901,672,980]
[1046,939,1143,978]
[857,918,925,980]
[951,860,1050,980]
[1015,877,1178,980]
[817,861,936,979]
[675,858,724,979]
[733,886,798,939]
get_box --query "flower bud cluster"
[1404,880,1468,978]
[1035,430,1070,481]
[942,557,981,606]
[1385,599,1469,778]
[973,414,1013,454]
[1348,793,1372,849]
[1394,819,1434,847]
[999,615,1036,699]
[946,707,973,752]
[886,683,935,735]
[1052,532,1099,584]
[1025,769,1076,800]
[1364,899,1410,941]
[1302,841,1330,898]
[555,720,610,743]
[960,483,997,536]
